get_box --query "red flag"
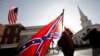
[8,5,18,24]
[18,11,64,56]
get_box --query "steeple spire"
[77,5,92,28]
[77,5,85,17]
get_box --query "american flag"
[8,5,18,24]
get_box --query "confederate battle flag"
[18,10,64,56]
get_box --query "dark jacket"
[82,29,100,48]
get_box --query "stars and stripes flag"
[8,5,18,24]
[18,10,64,56]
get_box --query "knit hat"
[64,27,73,35]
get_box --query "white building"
[73,6,100,46]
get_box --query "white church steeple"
[77,6,92,28]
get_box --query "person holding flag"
[58,27,75,56]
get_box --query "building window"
[83,33,85,36]
[5,38,8,44]
[13,37,16,43]
[7,28,10,34]
[16,28,18,34]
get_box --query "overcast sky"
[0,0,100,33]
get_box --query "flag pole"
[62,9,64,32]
